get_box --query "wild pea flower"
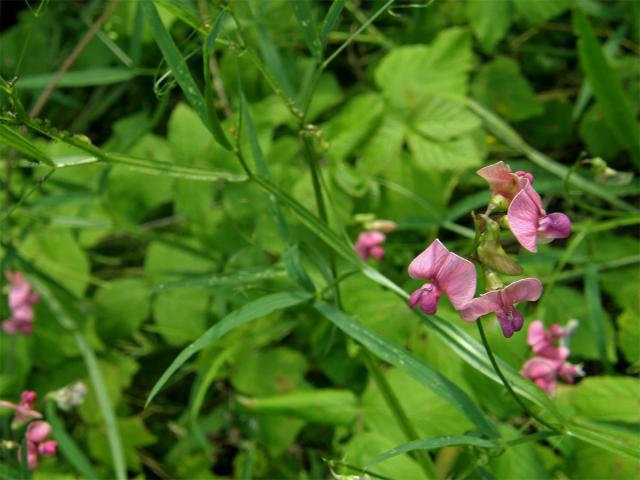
[2,272,39,335]
[0,390,42,428]
[507,178,571,253]
[459,278,543,338]
[22,421,57,470]
[355,231,386,261]
[521,321,582,393]
[476,161,533,203]
[407,239,476,315]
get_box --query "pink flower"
[507,181,571,253]
[407,239,476,314]
[521,321,583,394]
[20,421,57,470]
[477,161,533,202]
[3,271,39,335]
[355,231,386,261]
[0,390,42,427]
[459,278,543,337]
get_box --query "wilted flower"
[407,239,477,315]
[477,161,533,203]
[2,272,39,335]
[0,390,42,428]
[459,278,543,338]
[507,181,571,253]
[53,381,87,411]
[355,231,386,261]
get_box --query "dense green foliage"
[0,0,639,478]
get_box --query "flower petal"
[476,162,518,199]
[538,212,572,240]
[436,252,477,309]
[502,278,543,306]
[26,421,52,443]
[459,291,501,322]
[408,239,450,280]
[508,188,541,252]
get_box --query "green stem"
[361,350,438,480]
[476,320,560,434]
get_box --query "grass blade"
[573,10,640,167]
[314,301,499,438]
[152,267,286,293]
[0,125,53,166]
[16,68,135,89]
[366,435,500,468]
[584,265,613,373]
[567,422,640,463]
[45,400,99,479]
[291,0,322,60]
[145,291,313,407]
[321,0,346,49]
[141,0,231,150]
[467,98,638,213]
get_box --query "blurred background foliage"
[0,0,639,478]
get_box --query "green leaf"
[0,125,53,165]
[88,417,156,472]
[320,0,345,49]
[231,347,308,396]
[407,129,482,172]
[366,435,500,468]
[145,291,312,406]
[570,377,640,423]
[567,422,640,462]
[314,301,498,438]
[375,28,472,105]
[573,10,640,167]
[94,279,150,340]
[513,0,571,24]
[411,96,481,140]
[45,400,99,479]
[16,68,135,89]
[140,0,231,150]
[238,389,357,425]
[291,0,322,60]
[584,266,614,370]
[617,308,640,367]
[471,57,543,121]
[466,0,512,51]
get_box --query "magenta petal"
[436,252,477,309]
[527,320,546,349]
[502,278,543,306]
[408,284,440,315]
[38,440,57,456]
[538,212,572,240]
[27,421,52,443]
[370,245,385,262]
[408,239,450,280]
[459,291,501,322]
[508,188,541,252]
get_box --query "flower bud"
[477,218,523,276]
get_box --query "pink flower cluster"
[405,162,571,338]
[355,231,386,261]
[521,321,582,393]
[407,240,542,337]
[0,391,57,470]
[2,272,39,335]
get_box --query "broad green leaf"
[570,377,640,423]
[16,68,135,89]
[140,0,231,149]
[314,301,498,437]
[88,417,156,472]
[407,129,482,171]
[411,96,481,140]
[487,425,549,479]
[238,389,356,425]
[471,57,543,121]
[375,28,472,105]
[291,0,322,60]
[617,308,640,367]
[466,0,512,51]
[45,400,99,480]
[579,104,623,159]
[513,0,571,24]
[0,124,53,165]
[366,435,500,468]
[573,10,640,167]
[145,291,312,406]
[94,279,150,341]
[231,347,308,396]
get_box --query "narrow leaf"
[152,267,286,293]
[141,0,232,150]
[292,0,322,60]
[584,265,612,372]
[0,125,54,165]
[568,423,640,463]
[146,291,313,406]
[366,435,500,468]
[321,0,346,49]
[45,400,99,479]
[314,301,499,437]
[573,10,640,166]
[16,68,135,89]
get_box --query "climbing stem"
[476,319,560,434]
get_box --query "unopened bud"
[484,269,504,291]
[477,218,523,276]
[366,220,397,233]
[488,194,510,212]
